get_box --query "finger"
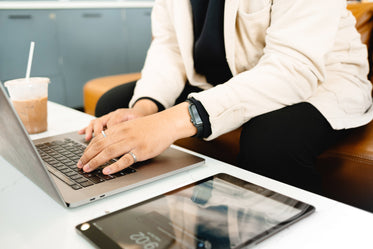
[83,120,96,141]
[79,136,131,172]
[106,112,119,128]
[80,127,112,163]
[77,133,107,169]
[78,127,86,134]
[102,151,137,175]
[80,144,111,173]
[107,111,128,128]
[107,117,120,128]
[93,121,104,139]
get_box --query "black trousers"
[95,82,347,194]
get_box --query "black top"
[139,1,232,138]
[187,0,232,138]
[190,0,232,85]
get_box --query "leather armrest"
[348,2,373,45]
[83,72,141,115]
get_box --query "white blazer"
[130,0,373,140]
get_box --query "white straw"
[25,41,35,79]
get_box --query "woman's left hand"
[77,102,197,175]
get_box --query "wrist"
[132,99,158,116]
[158,102,198,141]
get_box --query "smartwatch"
[186,99,203,138]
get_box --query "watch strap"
[186,99,204,138]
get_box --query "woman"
[77,0,373,193]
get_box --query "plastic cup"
[4,77,50,134]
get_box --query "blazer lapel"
[224,0,240,76]
[173,0,195,80]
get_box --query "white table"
[1,102,372,249]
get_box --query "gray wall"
[0,6,152,108]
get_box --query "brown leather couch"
[83,2,373,213]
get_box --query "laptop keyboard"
[35,138,136,190]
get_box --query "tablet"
[76,173,315,249]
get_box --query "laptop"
[0,83,205,208]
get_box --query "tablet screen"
[76,173,314,249]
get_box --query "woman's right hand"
[79,99,159,141]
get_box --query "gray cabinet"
[56,9,128,108]
[125,8,152,73]
[0,7,152,108]
[0,10,66,104]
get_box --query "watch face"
[187,100,204,137]
[189,103,203,125]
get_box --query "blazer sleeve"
[129,0,187,109]
[190,0,348,140]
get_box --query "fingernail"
[77,160,83,168]
[103,168,111,175]
[83,164,91,172]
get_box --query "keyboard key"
[71,175,84,180]
[71,184,82,190]
[56,166,68,171]
[60,168,72,174]
[65,171,77,177]
[89,176,105,184]
[102,175,115,180]
[54,164,66,170]
[76,178,89,184]
[45,164,76,186]
[80,181,94,187]
[123,167,136,174]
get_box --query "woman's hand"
[78,108,144,141]
[78,99,159,141]
[77,102,197,175]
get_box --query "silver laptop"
[0,83,205,208]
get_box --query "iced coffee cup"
[4,77,50,134]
